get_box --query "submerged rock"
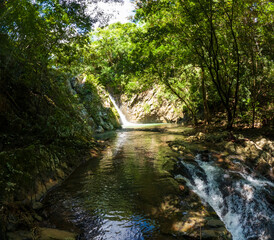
[40,227,77,240]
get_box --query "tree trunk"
[201,67,210,124]
[252,103,255,128]
[164,79,198,126]
[227,110,233,129]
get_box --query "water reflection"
[44,128,186,239]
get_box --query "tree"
[85,23,137,92]
[134,0,273,128]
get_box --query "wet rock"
[40,227,77,240]
[256,160,271,177]
[200,151,210,162]
[202,229,218,238]
[202,227,230,239]
[206,219,224,228]
[225,141,237,153]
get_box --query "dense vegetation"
[0,0,273,239]
[0,0,273,214]
[0,0,121,203]
[84,0,273,128]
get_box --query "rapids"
[177,154,274,240]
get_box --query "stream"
[177,154,274,240]
[43,125,274,240]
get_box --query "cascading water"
[176,154,274,240]
[109,95,133,126]
[109,94,168,128]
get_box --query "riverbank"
[0,138,108,240]
[0,68,120,239]
[168,125,273,180]
[1,125,273,240]
[168,125,273,240]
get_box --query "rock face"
[68,75,120,132]
[117,87,184,123]
[224,137,274,180]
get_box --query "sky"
[88,0,136,28]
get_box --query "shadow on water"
[43,125,196,240]
[42,124,273,240]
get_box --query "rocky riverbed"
[168,127,274,240]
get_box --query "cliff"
[117,86,184,124]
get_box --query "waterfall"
[176,154,274,240]
[109,95,133,127]
[109,94,167,128]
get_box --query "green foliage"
[131,0,273,127]
[0,0,273,203]
[84,23,139,93]
[143,103,151,114]
[0,0,119,201]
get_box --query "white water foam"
[179,154,274,240]
[109,95,133,127]
[109,94,166,128]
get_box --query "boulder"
[202,227,228,239]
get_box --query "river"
[42,125,274,240]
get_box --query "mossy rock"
[40,227,77,240]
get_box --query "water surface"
[43,125,273,240]
[44,125,191,239]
